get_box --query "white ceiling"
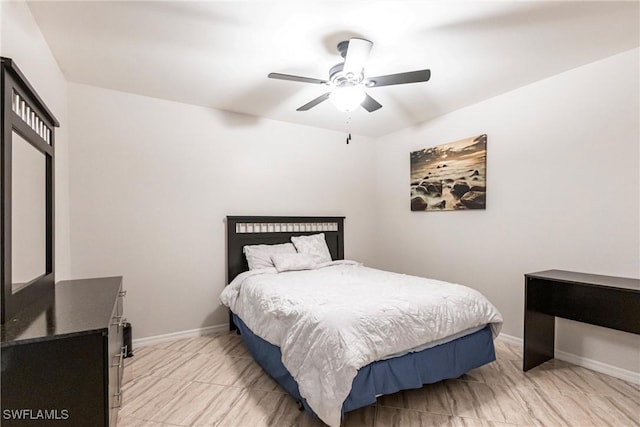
[28,1,639,137]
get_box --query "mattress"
[379,324,485,360]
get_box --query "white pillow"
[243,243,296,270]
[291,233,332,264]
[271,253,317,272]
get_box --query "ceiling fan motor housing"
[336,40,350,58]
[329,62,363,87]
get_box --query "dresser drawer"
[108,287,126,427]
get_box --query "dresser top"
[1,276,123,346]
[525,270,639,292]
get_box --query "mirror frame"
[1,57,59,323]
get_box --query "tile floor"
[117,333,639,426]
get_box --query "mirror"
[11,131,47,293]
[1,56,58,323]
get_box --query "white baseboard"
[496,333,523,347]
[132,323,228,348]
[553,348,640,385]
[497,333,640,385]
[132,327,638,385]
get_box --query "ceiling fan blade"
[296,92,331,111]
[361,93,382,112]
[366,69,431,87]
[343,38,373,79]
[268,73,328,85]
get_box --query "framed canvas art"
[410,134,486,211]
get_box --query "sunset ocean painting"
[410,134,487,211]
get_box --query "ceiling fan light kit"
[268,37,431,113]
[329,86,366,112]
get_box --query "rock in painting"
[470,186,486,192]
[415,186,428,194]
[419,181,442,196]
[460,191,486,209]
[470,170,480,176]
[451,181,470,198]
[411,197,427,211]
[430,200,446,209]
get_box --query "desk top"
[526,270,640,292]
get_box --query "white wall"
[0,0,70,279]
[68,83,377,339]
[373,48,640,373]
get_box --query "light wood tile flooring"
[118,333,639,427]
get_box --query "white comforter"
[220,261,503,427]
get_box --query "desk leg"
[523,309,554,371]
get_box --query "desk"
[523,270,640,371]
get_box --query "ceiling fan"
[268,38,430,113]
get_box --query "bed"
[221,216,502,427]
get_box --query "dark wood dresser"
[1,277,126,427]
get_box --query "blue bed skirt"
[232,313,496,418]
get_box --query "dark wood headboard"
[226,216,345,283]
